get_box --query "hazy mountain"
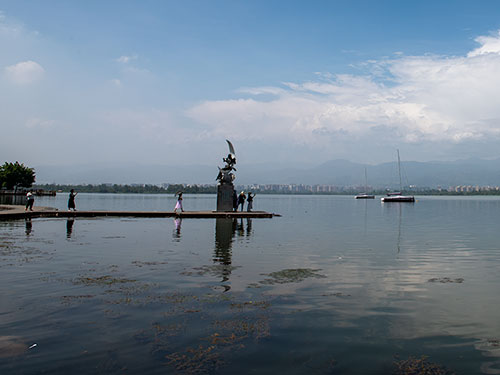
[240,158,500,187]
[35,158,500,188]
[35,164,217,185]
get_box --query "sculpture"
[216,140,237,184]
[216,140,237,211]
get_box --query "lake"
[1,194,499,374]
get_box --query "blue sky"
[2,1,500,172]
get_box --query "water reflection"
[66,219,74,239]
[363,199,369,235]
[214,218,235,283]
[397,204,402,253]
[236,218,244,237]
[172,218,182,241]
[213,218,253,286]
[246,218,253,237]
[25,218,32,236]
[383,203,406,253]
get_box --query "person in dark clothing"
[68,189,77,211]
[247,192,255,212]
[237,191,246,212]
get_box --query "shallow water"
[1,194,500,374]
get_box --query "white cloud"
[121,66,151,75]
[4,60,45,84]
[116,54,138,64]
[468,30,500,57]
[187,29,500,148]
[110,78,122,86]
[0,10,21,35]
[98,108,188,142]
[237,86,287,96]
[25,117,55,129]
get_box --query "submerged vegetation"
[393,356,455,375]
[74,275,137,286]
[259,268,327,285]
[427,277,464,284]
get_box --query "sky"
[2,0,500,171]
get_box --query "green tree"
[0,162,36,190]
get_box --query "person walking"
[25,190,34,211]
[237,191,246,212]
[68,189,78,211]
[174,192,184,213]
[246,192,256,212]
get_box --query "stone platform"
[0,205,279,220]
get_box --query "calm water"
[1,194,500,374]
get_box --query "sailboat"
[381,150,415,203]
[355,167,375,199]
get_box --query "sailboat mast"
[381,149,414,202]
[397,149,402,192]
[364,167,368,192]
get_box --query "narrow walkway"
[0,205,279,220]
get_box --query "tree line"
[32,184,500,195]
[5,160,500,196]
[33,183,217,194]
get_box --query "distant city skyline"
[2,1,500,169]
[32,157,500,188]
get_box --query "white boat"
[355,193,375,199]
[381,150,415,203]
[355,168,375,199]
[381,192,415,202]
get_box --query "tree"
[0,162,36,190]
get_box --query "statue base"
[216,184,235,212]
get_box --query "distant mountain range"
[35,158,500,188]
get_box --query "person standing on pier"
[174,192,184,213]
[236,191,246,211]
[247,192,255,212]
[68,189,77,211]
[25,190,34,211]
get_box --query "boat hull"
[381,195,415,202]
[355,195,375,199]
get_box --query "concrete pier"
[0,205,279,220]
[216,183,235,211]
